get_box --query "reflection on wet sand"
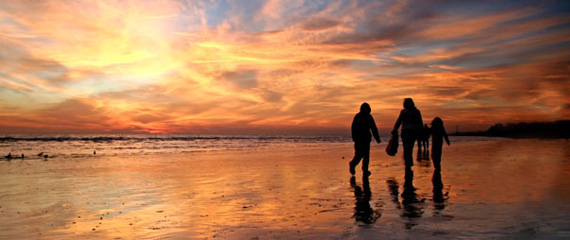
[1,139,568,239]
[387,168,426,229]
[401,168,424,229]
[432,169,445,210]
[416,150,431,167]
[351,176,381,224]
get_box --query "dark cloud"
[165,101,212,115]
[462,90,494,100]
[320,1,437,46]
[35,98,111,128]
[301,17,341,31]
[261,89,283,102]
[429,86,468,97]
[132,114,166,124]
[221,69,258,89]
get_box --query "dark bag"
[386,132,398,156]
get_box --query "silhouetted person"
[351,175,380,224]
[431,117,450,170]
[349,103,381,176]
[392,98,423,169]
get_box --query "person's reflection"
[386,178,401,209]
[416,143,430,163]
[416,150,431,167]
[351,176,381,224]
[400,168,424,229]
[432,169,446,210]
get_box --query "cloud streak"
[0,0,568,134]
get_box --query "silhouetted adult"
[349,103,381,176]
[392,98,423,169]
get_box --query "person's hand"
[377,139,381,144]
[391,129,398,135]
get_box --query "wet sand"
[1,139,569,239]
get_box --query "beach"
[1,138,569,239]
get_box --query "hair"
[431,117,443,128]
[360,102,371,113]
[403,98,415,110]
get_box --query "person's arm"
[443,127,450,145]
[369,115,381,143]
[392,110,403,134]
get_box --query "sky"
[0,0,569,134]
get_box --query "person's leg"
[361,141,371,174]
[350,142,364,174]
[432,145,442,170]
[402,132,415,168]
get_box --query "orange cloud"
[0,0,568,134]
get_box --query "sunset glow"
[1,0,568,134]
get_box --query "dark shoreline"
[452,120,569,139]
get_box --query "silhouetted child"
[430,117,450,170]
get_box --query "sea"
[0,134,504,159]
[0,134,352,159]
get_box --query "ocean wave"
[0,135,351,143]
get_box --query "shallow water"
[0,138,569,239]
[0,134,353,158]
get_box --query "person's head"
[360,102,371,114]
[403,98,415,110]
[431,117,443,128]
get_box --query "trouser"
[350,141,370,172]
[402,130,419,168]
[431,144,443,169]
